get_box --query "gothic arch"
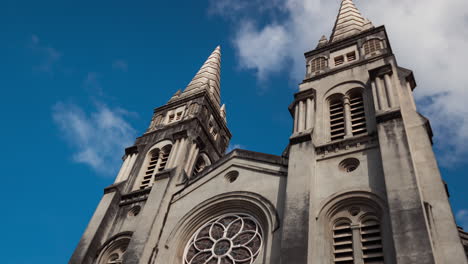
[95,232,133,264]
[163,192,280,264]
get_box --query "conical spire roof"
[183,46,222,106]
[330,0,374,43]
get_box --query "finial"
[317,35,329,48]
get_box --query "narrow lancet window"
[333,221,354,264]
[349,92,367,136]
[330,97,346,141]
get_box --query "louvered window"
[361,219,384,263]
[335,56,345,66]
[330,98,345,141]
[347,52,356,62]
[139,145,172,189]
[192,156,207,177]
[333,221,354,264]
[158,145,172,172]
[349,93,367,136]
[364,39,383,55]
[140,150,159,189]
[311,57,327,73]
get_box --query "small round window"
[225,171,239,183]
[339,158,360,173]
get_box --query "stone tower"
[70,1,468,264]
[282,0,467,263]
[70,46,232,264]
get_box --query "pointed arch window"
[140,144,172,189]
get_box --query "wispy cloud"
[29,34,63,74]
[210,0,468,165]
[52,102,137,175]
[457,210,468,230]
[112,59,128,72]
[226,143,246,153]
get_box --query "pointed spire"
[183,46,221,106]
[330,0,374,43]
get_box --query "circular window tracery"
[183,213,263,264]
[96,235,131,264]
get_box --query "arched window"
[328,90,367,142]
[191,154,211,178]
[96,235,131,264]
[311,57,327,74]
[349,91,367,136]
[333,220,354,263]
[363,39,383,55]
[329,96,346,141]
[192,157,206,178]
[330,207,385,264]
[360,219,384,263]
[139,144,172,189]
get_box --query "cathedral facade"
[70,1,468,263]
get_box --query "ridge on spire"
[182,46,222,106]
[329,0,374,43]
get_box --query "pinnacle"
[330,0,374,43]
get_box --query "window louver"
[140,150,159,189]
[361,220,384,264]
[333,222,354,264]
[330,99,345,141]
[350,93,367,136]
[364,39,383,55]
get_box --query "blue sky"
[1,0,467,263]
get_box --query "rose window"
[183,214,263,264]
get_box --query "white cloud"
[227,143,246,153]
[210,0,468,165]
[30,34,62,74]
[112,59,128,72]
[457,210,468,230]
[52,102,137,175]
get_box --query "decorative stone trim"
[119,188,151,206]
[289,132,312,145]
[125,146,139,155]
[316,134,378,160]
[369,64,393,79]
[375,109,402,123]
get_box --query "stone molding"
[315,134,378,160]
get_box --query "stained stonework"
[70,1,467,264]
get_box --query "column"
[344,96,353,137]
[306,98,315,130]
[298,100,305,132]
[384,74,395,108]
[121,154,137,182]
[114,156,130,183]
[371,80,381,111]
[376,77,388,110]
[294,104,299,133]
[184,142,198,173]
[165,140,180,168]
[351,225,364,264]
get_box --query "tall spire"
[329,0,374,43]
[182,46,222,106]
